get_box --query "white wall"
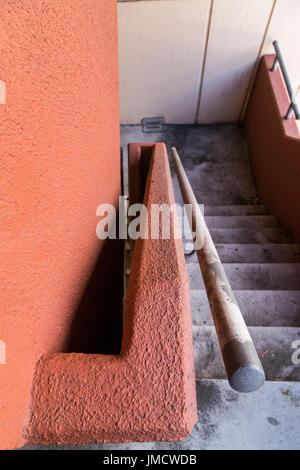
[197,0,274,123]
[118,0,300,124]
[118,0,211,124]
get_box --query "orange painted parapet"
[25,143,197,446]
[0,0,120,449]
[244,55,300,242]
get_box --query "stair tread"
[188,263,300,290]
[193,325,300,382]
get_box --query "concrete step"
[188,263,300,290]
[193,326,300,382]
[201,205,268,216]
[191,290,300,327]
[205,215,277,229]
[185,244,300,263]
[191,379,300,450]
[178,215,278,231]
[183,228,291,244]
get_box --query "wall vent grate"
[141,117,164,133]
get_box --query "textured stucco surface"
[244,55,300,242]
[25,143,197,445]
[0,0,120,449]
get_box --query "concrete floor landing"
[121,124,257,206]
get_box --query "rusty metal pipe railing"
[271,40,300,120]
[171,147,265,393]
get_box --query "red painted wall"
[0,0,120,449]
[244,55,300,242]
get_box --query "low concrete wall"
[244,55,300,242]
[24,143,197,446]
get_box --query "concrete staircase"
[180,205,300,387]
[117,124,300,450]
[95,203,293,449]
[103,124,300,450]
[29,204,300,451]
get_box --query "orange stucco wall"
[244,55,300,242]
[0,0,120,449]
[25,143,197,446]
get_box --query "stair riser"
[188,263,300,290]
[185,244,300,263]
[183,228,291,244]
[200,205,267,216]
[191,290,300,327]
[178,215,278,230]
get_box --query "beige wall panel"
[197,0,274,123]
[262,0,300,94]
[118,0,211,124]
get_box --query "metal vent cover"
[141,116,164,133]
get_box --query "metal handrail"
[271,40,300,119]
[171,147,265,393]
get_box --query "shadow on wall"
[65,234,124,355]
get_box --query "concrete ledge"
[25,143,197,445]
